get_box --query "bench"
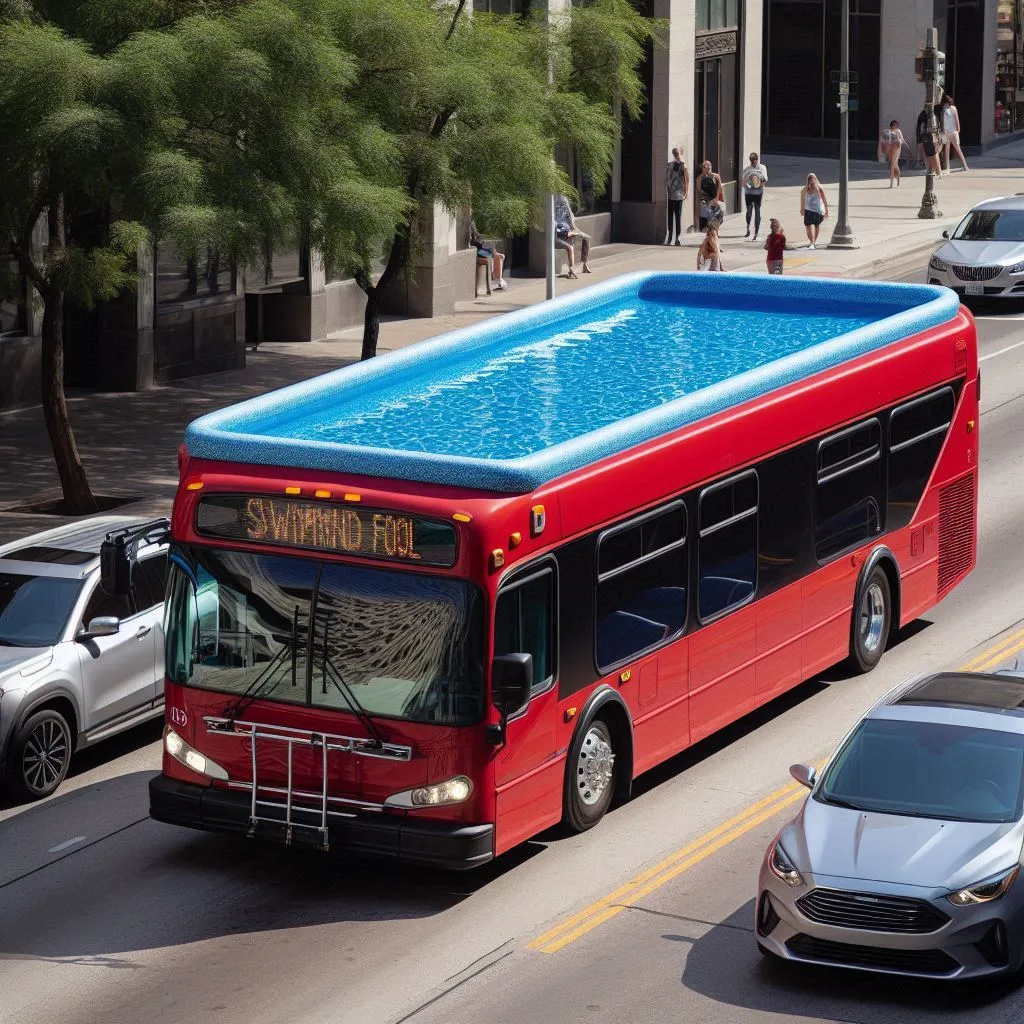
[475,254,492,297]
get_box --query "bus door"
[492,559,561,852]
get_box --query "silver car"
[0,516,168,802]
[757,670,1024,979]
[927,196,1024,298]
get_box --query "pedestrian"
[664,146,689,246]
[742,151,768,240]
[696,220,724,272]
[942,94,969,172]
[470,215,508,290]
[698,160,724,231]
[881,120,907,188]
[916,106,942,177]
[554,193,591,279]
[799,172,828,249]
[764,218,786,275]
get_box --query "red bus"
[108,273,978,868]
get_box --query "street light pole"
[545,8,557,300]
[917,27,943,220]
[828,0,856,248]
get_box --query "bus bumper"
[149,775,495,870]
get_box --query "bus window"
[698,472,758,622]
[495,565,556,694]
[595,502,686,672]
[888,387,955,515]
[815,419,883,561]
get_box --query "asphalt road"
[3,280,1024,1024]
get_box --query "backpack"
[699,173,718,200]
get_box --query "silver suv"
[0,516,168,802]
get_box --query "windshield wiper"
[318,611,385,750]
[222,607,302,723]
[822,795,868,811]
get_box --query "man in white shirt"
[741,152,768,240]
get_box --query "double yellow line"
[528,625,1024,956]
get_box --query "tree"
[317,0,656,361]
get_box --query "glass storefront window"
[996,0,1024,134]
[156,241,233,305]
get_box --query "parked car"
[0,516,168,802]
[927,196,1024,298]
[757,669,1024,979]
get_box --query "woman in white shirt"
[799,173,829,249]
[942,94,969,173]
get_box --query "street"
[3,278,1024,1024]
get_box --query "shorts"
[803,211,823,227]
[946,130,960,146]
[767,260,783,275]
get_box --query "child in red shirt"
[764,218,786,275]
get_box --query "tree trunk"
[360,287,380,362]
[40,287,97,514]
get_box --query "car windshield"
[818,717,1024,823]
[952,208,1024,242]
[164,545,485,725]
[0,572,83,647]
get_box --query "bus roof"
[185,272,960,495]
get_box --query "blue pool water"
[187,273,960,493]
[264,297,875,461]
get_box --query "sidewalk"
[0,139,1022,543]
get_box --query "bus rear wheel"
[848,566,892,674]
[564,718,616,833]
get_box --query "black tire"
[847,566,892,675]
[5,708,73,802]
[563,717,616,833]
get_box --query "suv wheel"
[6,709,73,802]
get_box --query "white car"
[928,196,1024,299]
[0,516,168,801]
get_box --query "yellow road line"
[530,624,1024,955]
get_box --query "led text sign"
[195,495,457,567]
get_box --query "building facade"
[763,0,1012,157]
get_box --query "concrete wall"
[740,0,763,166]
[880,0,934,148]
[0,335,40,412]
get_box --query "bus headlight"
[165,728,229,781]
[385,776,473,808]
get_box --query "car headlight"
[385,775,473,808]
[1008,261,1024,274]
[768,840,804,888]
[928,254,948,272]
[165,728,228,781]
[947,866,1020,906]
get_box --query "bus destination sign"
[195,494,458,567]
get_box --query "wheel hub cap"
[860,582,885,654]
[577,729,615,806]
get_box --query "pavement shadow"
[675,898,1021,1022]
[0,766,546,960]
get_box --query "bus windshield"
[164,545,485,726]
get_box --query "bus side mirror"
[492,653,533,718]
[100,536,132,597]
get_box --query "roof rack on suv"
[100,517,171,597]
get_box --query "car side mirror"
[492,653,533,718]
[81,616,120,640]
[941,230,949,239]
[790,763,816,789]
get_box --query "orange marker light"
[186,480,204,491]
[967,420,976,433]
[284,486,302,495]
[453,512,472,523]
[509,531,522,548]
[564,707,578,722]
[314,489,331,499]
[490,548,505,570]
[344,493,362,503]
[619,669,632,684]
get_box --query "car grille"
[795,888,949,934]
[786,935,959,976]
[952,264,1002,281]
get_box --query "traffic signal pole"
[917,26,944,220]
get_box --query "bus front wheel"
[848,566,892,674]
[563,718,616,833]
